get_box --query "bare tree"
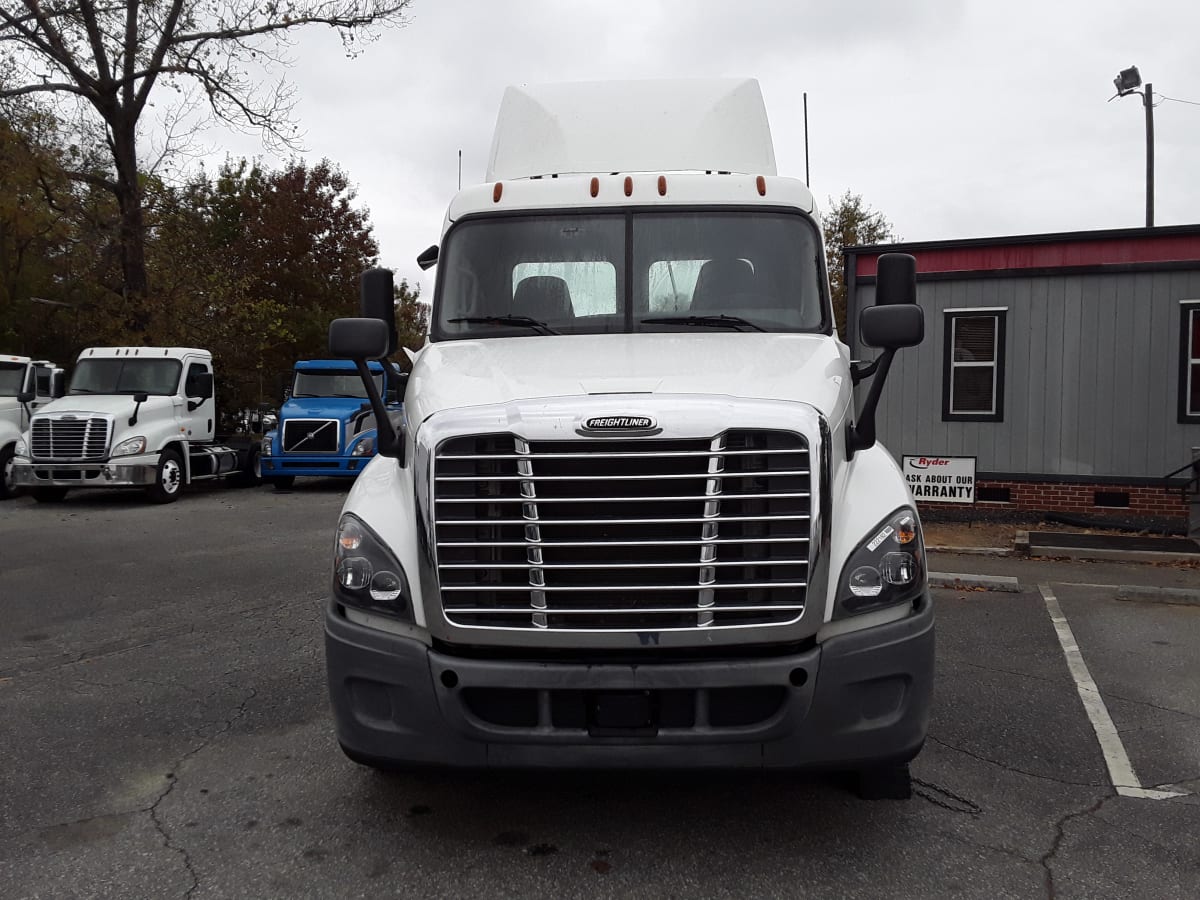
[821,190,897,335]
[0,0,411,309]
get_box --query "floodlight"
[1113,66,1142,95]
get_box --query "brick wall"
[918,478,1188,520]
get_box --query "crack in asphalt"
[146,685,259,899]
[1039,793,1114,900]
[927,735,1105,788]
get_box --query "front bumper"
[12,458,157,488]
[262,455,366,478]
[325,593,934,769]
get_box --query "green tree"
[821,191,898,335]
[0,0,412,313]
[393,277,427,367]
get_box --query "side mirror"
[417,244,439,271]
[329,317,390,359]
[860,304,924,350]
[875,252,917,305]
[51,369,65,398]
[360,268,397,356]
[16,390,34,404]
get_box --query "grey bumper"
[12,460,157,488]
[325,594,934,770]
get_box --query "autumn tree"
[148,157,379,408]
[821,190,898,334]
[393,276,426,366]
[0,0,412,312]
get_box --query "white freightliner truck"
[1,355,64,499]
[12,346,263,503]
[324,80,931,797]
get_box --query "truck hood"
[30,394,171,420]
[282,397,374,420]
[407,333,851,424]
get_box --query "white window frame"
[943,308,1007,422]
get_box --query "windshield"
[434,210,826,340]
[292,371,382,399]
[0,362,26,396]
[70,358,181,395]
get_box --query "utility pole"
[1143,83,1154,227]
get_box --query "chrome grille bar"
[441,582,809,592]
[436,492,810,504]
[438,448,806,461]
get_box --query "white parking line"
[1038,583,1189,801]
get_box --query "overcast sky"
[190,0,1200,294]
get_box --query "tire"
[234,447,263,487]
[854,763,913,800]
[32,487,69,503]
[269,475,295,491]
[0,444,16,500]
[146,449,185,504]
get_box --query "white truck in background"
[1,354,64,499]
[11,346,263,503]
[323,79,931,797]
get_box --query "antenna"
[458,149,462,190]
[803,93,810,186]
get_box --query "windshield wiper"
[640,314,766,333]
[448,316,560,336]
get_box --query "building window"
[1182,302,1200,423]
[942,309,1006,422]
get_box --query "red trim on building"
[855,234,1200,277]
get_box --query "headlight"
[836,508,925,617]
[15,436,28,457]
[261,436,273,456]
[112,436,147,457]
[351,436,376,457]
[333,514,412,620]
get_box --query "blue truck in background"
[261,359,401,489]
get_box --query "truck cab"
[322,80,930,797]
[260,359,400,489]
[11,346,260,503]
[1,355,64,498]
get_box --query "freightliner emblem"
[578,415,660,435]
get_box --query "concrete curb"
[1031,546,1200,565]
[1115,585,1200,606]
[927,545,1013,557]
[929,572,1021,593]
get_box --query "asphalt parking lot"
[1,483,1198,899]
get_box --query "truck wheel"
[854,763,913,800]
[32,487,69,503]
[146,449,184,504]
[235,447,263,487]
[0,444,15,499]
[269,475,295,491]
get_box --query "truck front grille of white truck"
[434,430,811,631]
[30,417,110,461]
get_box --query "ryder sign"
[902,455,976,504]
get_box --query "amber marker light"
[624,176,633,197]
[895,514,918,545]
[590,177,599,197]
[658,175,667,196]
[493,182,503,203]
[756,175,766,196]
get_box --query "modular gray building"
[846,225,1200,527]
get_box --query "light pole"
[1113,65,1154,227]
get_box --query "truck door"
[182,360,216,442]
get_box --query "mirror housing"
[360,268,397,356]
[50,369,65,398]
[860,304,924,349]
[875,252,917,305]
[329,317,390,360]
[417,244,439,270]
[16,390,34,404]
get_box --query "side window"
[184,362,210,397]
[1181,301,1200,423]
[942,310,1007,422]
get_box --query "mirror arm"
[849,357,881,386]
[846,348,896,458]
[356,358,403,465]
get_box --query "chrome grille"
[434,430,811,631]
[30,417,111,461]
[282,418,339,453]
